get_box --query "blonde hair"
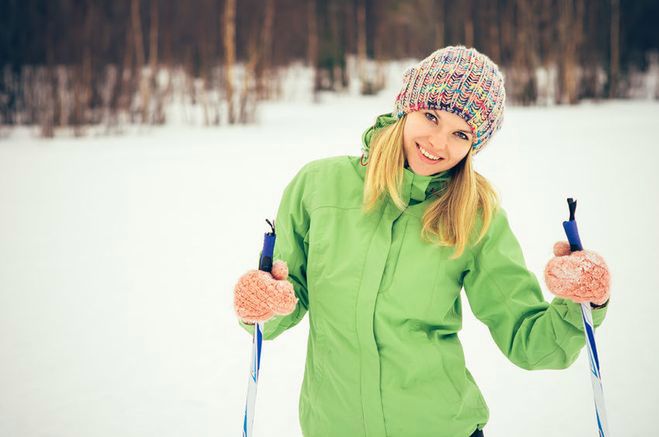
[362,114,500,260]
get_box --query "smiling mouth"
[415,143,444,162]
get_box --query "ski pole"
[242,218,276,437]
[561,198,610,436]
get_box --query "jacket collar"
[358,112,452,203]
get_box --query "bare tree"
[609,0,620,98]
[255,0,276,100]
[557,0,584,104]
[223,0,236,124]
[434,0,445,50]
[238,10,260,124]
[485,0,499,64]
[307,0,320,100]
[463,0,474,47]
[511,0,538,105]
[147,0,163,124]
[131,0,148,121]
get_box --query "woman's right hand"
[233,259,299,324]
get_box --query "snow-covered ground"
[1,86,658,436]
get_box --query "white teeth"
[418,144,441,160]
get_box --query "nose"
[428,129,450,152]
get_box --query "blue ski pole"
[561,198,610,436]
[242,218,276,437]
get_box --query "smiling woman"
[234,45,611,437]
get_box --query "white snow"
[1,84,658,436]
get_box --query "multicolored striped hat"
[393,45,506,155]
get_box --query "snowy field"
[1,83,658,436]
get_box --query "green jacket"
[238,114,609,437]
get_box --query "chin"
[409,159,441,175]
[409,164,436,176]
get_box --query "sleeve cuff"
[590,298,610,309]
[238,318,256,335]
[553,297,609,329]
[237,314,292,339]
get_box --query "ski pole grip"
[562,220,583,252]
[259,232,276,273]
[562,197,583,252]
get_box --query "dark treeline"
[1,0,658,137]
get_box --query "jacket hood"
[359,112,452,202]
[360,112,398,162]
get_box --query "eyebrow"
[431,109,473,137]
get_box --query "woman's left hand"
[543,241,611,306]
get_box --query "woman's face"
[402,109,474,176]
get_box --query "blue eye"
[426,112,470,141]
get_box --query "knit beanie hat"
[392,45,506,155]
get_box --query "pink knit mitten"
[543,241,610,305]
[233,260,299,324]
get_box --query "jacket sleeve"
[462,206,609,370]
[237,164,312,340]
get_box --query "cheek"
[456,141,472,156]
[403,135,415,152]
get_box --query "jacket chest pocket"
[305,208,370,313]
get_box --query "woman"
[234,45,611,437]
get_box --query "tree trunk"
[434,0,445,50]
[255,0,275,100]
[307,0,320,99]
[239,20,259,124]
[356,0,366,76]
[499,0,514,65]
[463,0,473,47]
[119,20,134,122]
[512,0,538,105]
[580,0,600,100]
[609,0,620,98]
[131,0,149,121]
[223,0,236,124]
[147,0,160,123]
[557,0,582,104]
[486,0,499,63]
